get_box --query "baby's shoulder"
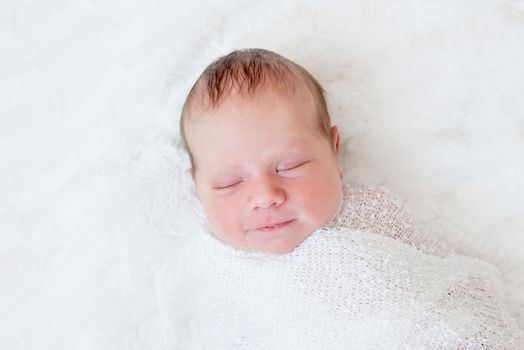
[332,184,406,229]
[331,183,453,256]
[342,184,401,210]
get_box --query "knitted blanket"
[174,186,524,349]
[180,228,523,349]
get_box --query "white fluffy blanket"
[1,0,524,348]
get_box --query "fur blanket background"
[1,0,523,348]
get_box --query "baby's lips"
[252,219,295,231]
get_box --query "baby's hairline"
[179,49,333,170]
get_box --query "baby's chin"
[245,226,317,255]
[254,242,300,255]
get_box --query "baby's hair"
[180,48,332,169]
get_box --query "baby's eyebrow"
[204,144,313,179]
[277,147,312,159]
[207,168,242,181]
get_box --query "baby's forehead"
[188,93,320,142]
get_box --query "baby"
[177,49,524,349]
[180,48,344,255]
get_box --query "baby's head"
[180,48,343,255]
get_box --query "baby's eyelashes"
[213,180,243,190]
[276,160,310,173]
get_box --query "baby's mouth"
[255,219,294,232]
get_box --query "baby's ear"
[331,125,344,179]
[331,125,340,154]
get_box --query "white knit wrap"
[176,185,524,349]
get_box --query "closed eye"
[214,181,242,190]
[276,161,309,173]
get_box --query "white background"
[1,0,523,348]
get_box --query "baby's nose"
[247,176,286,210]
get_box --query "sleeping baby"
[176,48,524,349]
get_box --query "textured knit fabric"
[178,184,524,349]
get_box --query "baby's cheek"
[301,174,341,220]
[291,182,322,214]
[207,198,243,234]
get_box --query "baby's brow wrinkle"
[208,169,242,182]
[202,144,313,178]
[278,149,311,161]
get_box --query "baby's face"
[187,84,343,254]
